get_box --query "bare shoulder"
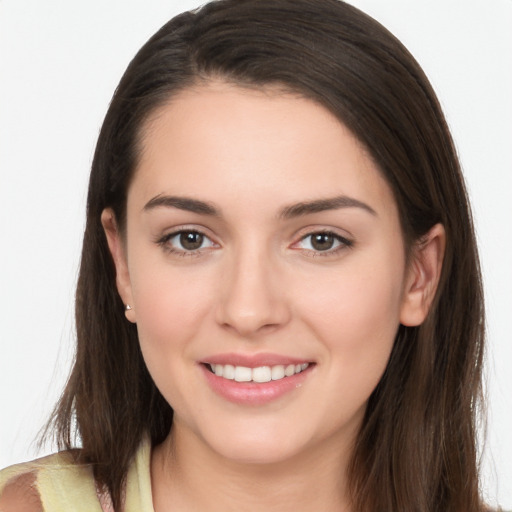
[0,451,84,512]
[0,470,42,512]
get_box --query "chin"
[196,418,323,467]
[211,438,303,466]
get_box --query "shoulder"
[0,452,101,512]
[0,453,65,512]
[0,467,40,512]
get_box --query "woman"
[0,0,491,510]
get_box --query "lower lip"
[200,364,313,405]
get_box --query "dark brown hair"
[46,1,485,510]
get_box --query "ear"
[101,208,136,323]
[400,223,446,327]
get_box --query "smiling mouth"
[206,363,311,383]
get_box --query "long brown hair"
[46,1,485,510]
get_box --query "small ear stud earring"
[125,304,132,311]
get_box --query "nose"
[215,245,291,338]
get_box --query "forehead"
[131,81,397,219]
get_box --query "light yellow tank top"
[0,437,154,511]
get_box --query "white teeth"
[209,363,310,383]
[223,364,235,380]
[252,366,272,383]
[271,365,285,380]
[285,364,295,377]
[234,366,252,382]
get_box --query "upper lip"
[202,352,313,368]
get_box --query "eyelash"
[156,229,217,257]
[156,229,353,257]
[292,230,353,257]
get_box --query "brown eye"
[310,233,335,251]
[180,231,204,250]
[293,231,353,255]
[159,230,216,254]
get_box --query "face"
[104,82,436,466]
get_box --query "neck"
[151,420,355,512]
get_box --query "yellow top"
[0,438,154,512]
[2,442,507,511]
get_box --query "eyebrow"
[279,195,377,219]
[143,195,220,216]
[142,193,376,218]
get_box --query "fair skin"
[102,82,445,512]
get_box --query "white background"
[0,0,511,508]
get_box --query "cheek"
[129,256,215,360]
[302,253,403,330]
[129,263,218,412]
[296,249,405,390]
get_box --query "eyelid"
[155,225,220,255]
[290,227,354,254]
